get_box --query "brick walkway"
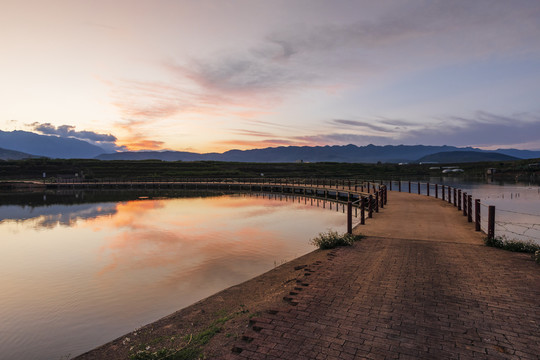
[223,192,540,359]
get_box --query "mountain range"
[95,145,529,163]
[0,130,105,159]
[1,130,540,163]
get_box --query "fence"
[384,180,540,244]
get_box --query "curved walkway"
[225,191,540,359]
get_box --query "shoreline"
[73,246,332,359]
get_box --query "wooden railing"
[385,180,495,239]
[42,177,388,234]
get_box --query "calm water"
[0,191,346,360]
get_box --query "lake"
[1,180,539,360]
[0,191,347,360]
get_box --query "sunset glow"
[2,0,540,152]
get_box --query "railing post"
[467,195,473,222]
[408,181,411,193]
[475,199,481,231]
[417,182,420,195]
[427,183,430,197]
[448,186,452,204]
[458,189,462,210]
[398,180,401,192]
[453,188,457,207]
[463,192,467,216]
[347,201,352,234]
[380,190,384,209]
[389,180,392,191]
[442,185,445,201]
[384,186,388,205]
[488,206,496,239]
[435,184,438,199]
[375,192,379,213]
[368,195,373,218]
[360,197,365,225]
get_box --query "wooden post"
[384,186,388,205]
[488,206,495,239]
[458,189,462,211]
[467,195,473,222]
[380,190,384,209]
[453,188,457,207]
[368,195,373,218]
[360,198,365,225]
[408,181,411,193]
[427,183,430,197]
[435,184,438,198]
[448,186,452,204]
[398,181,401,192]
[417,182,420,194]
[463,192,467,216]
[442,185,445,201]
[375,192,379,213]
[475,199,481,231]
[347,201,352,234]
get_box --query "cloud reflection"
[0,203,118,229]
[94,195,331,293]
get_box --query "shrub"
[310,230,364,249]
[484,236,540,254]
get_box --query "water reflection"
[0,191,346,360]
[0,203,118,228]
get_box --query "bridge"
[29,178,388,234]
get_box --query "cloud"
[32,122,117,142]
[401,112,540,148]
[331,119,393,133]
[29,122,125,152]
[218,111,540,150]
[119,139,165,151]
[215,138,297,149]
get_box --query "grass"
[129,313,233,360]
[310,229,364,249]
[484,236,540,264]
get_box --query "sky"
[1,0,540,153]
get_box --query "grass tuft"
[484,236,540,253]
[310,230,364,249]
[485,236,540,264]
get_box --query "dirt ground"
[73,248,330,359]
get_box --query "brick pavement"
[223,192,540,359]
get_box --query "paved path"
[224,191,540,359]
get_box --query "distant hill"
[417,151,519,163]
[97,144,485,163]
[491,148,540,159]
[96,144,537,163]
[0,130,106,159]
[0,147,39,160]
